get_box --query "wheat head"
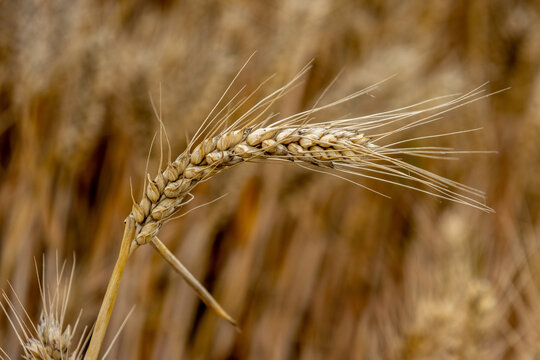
[131,67,493,248]
[0,257,88,360]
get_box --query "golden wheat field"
[1,0,540,359]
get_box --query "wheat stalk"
[85,63,495,359]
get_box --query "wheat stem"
[85,216,136,360]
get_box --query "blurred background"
[1,0,539,359]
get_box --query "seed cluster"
[131,126,374,245]
[23,315,75,360]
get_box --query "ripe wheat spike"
[131,64,493,248]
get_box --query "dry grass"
[1,0,540,359]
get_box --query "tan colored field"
[1,0,539,359]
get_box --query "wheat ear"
[86,65,494,359]
[0,256,89,360]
